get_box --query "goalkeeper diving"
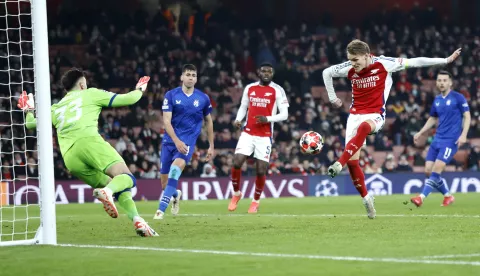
[19,68,158,237]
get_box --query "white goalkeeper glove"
[135,76,151,92]
[17,90,35,111]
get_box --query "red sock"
[254,175,266,201]
[347,160,368,197]
[231,168,242,192]
[338,122,372,166]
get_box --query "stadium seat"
[392,145,404,158]
[413,166,424,173]
[372,151,388,165]
[445,165,456,172]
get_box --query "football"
[299,131,324,155]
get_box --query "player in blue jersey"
[411,71,471,207]
[154,64,214,219]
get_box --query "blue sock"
[421,183,434,198]
[158,165,182,212]
[431,172,450,196]
[420,178,436,198]
[158,186,177,200]
[422,173,440,198]
[430,172,441,183]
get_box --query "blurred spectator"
[382,154,397,173]
[200,164,216,178]
[396,155,413,172]
[26,157,39,178]
[467,146,480,171]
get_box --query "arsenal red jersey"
[331,56,406,115]
[238,81,289,137]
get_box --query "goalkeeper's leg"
[64,137,158,237]
[103,163,158,237]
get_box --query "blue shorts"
[160,143,194,174]
[426,140,458,164]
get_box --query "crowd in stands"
[1,4,479,181]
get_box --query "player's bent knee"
[433,160,447,173]
[361,120,375,133]
[114,188,131,201]
[124,173,137,188]
[172,158,187,170]
[105,162,131,178]
[233,154,246,169]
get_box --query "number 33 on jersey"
[51,88,116,155]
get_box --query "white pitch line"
[138,213,480,219]
[57,244,480,266]
[53,213,480,220]
[422,253,480,259]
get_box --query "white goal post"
[0,0,56,246]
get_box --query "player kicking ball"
[322,39,462,219]
[19,68,158,237]
[153,64,214,220]
[411,71,470,207]
[228,62,289,213]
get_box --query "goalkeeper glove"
[17,91,35,111]
[136,76,150,92]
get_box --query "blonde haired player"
[322,39,461,219]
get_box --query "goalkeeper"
[19,68,157,237]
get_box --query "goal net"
[0,0,56,246]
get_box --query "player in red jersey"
[228,63,289,213]
[322,39,461,219]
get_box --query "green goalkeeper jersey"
[26,88,143,156]
[51,88,116,156]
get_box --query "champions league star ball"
[299,131,324,155]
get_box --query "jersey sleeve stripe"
[108,94,118,108]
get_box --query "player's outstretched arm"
[379,49,461,74]
[405,48,462,69]
[322,61,351,108]
[107,90,143,107]
[95,76,151,108]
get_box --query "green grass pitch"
[1,193,480,276]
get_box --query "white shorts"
[345,113,385,144]
[235,132,272,162]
